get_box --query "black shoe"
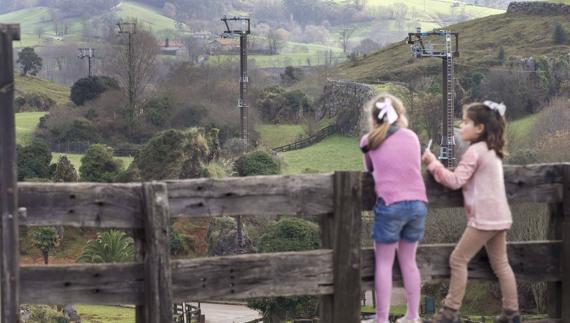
[494,309,521,323]
[430,305,461,323]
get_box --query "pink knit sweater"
[427,141,512,231]
[360,128,428,206]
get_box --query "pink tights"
[374,241,421,322]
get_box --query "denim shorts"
[372,198,427,244]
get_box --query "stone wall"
[320,79,377,136]
[507,1,570,15]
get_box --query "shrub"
[17,142,53,181]
[234,150,280,176]
[70,76,120,106]
[79,144,123,182]
[76,230,134,263]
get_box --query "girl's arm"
[360,135,373,172]
[363,153,373,172]
[427,148,479,190]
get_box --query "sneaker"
[396,317,423,323]
[494,309,522,323]
[430,305,461,323]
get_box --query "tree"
[30,227,60,264]
[129,128,212,180]
[79,144,123,182]
[339,27,355,53]
[17,142,53,181]
[76,230,134,263]
[553,24,568,45]
[70,76,120,106]
[17,47,43,76]
[52,155,78,182]
[267,29,285,55]
[248,218,320,322]
[111,27,159,120]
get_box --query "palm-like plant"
[30,227,60,265]
[76,230,134,263]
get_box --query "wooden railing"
[272,124,337,153]
[10,163,570,323]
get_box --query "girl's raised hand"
[422,149,437,165]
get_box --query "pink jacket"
[361,128,428,206]
[427,141,512,231]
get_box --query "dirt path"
[189,302,261,323]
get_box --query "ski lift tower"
[408,28,459,168]
[221,16,251,152]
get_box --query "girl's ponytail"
[365,94,408,150]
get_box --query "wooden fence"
[272,124,337,153]
[8,164,570,322]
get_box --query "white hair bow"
[376,99,398,124]
[483,100,507,116]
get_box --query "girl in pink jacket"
[422,101,519,323]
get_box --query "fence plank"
[167,174,334,218]
[133,228,145,323]
[171,250,333,301]
[361,241,562,290]
[0,24,21,323]
[362,164,565,210]
[547,202,563,318]
[141,182,172,323]
[318,212,334,322]
[561,165,570,322]
[18,241,562,305]
[332,172,362,323]
[18,183,143,228]
[20,263,144,304]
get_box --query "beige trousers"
[444,227,519,311]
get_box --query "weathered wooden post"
[0,23,21,322]
[321,171,362,323]
[561,164,570,322]
[141,182,173,323]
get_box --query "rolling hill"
[336,6,570,82]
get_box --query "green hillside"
[337,11,570,81]
[15,75,71,106]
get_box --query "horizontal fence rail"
[18,163,568,228]
[18,241,562,305]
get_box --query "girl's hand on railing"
[422,149,437,166]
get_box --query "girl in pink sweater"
[360,94,428,323]
[422,101,520,323]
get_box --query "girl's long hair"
[464,102,507,159]
[366,93,408,150]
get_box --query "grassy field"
[15,75,71,106]
[257,124,306,148]
[15,111,46,145]
[75,305,135,323]
[280,135,362,174]
[509,113,540,139]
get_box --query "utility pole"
[77,47,95,77]
[221,16,251,152]
[0,23,21,322]
[221,16,251,251]
[408,27,460,168]
[117,22,136,122]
